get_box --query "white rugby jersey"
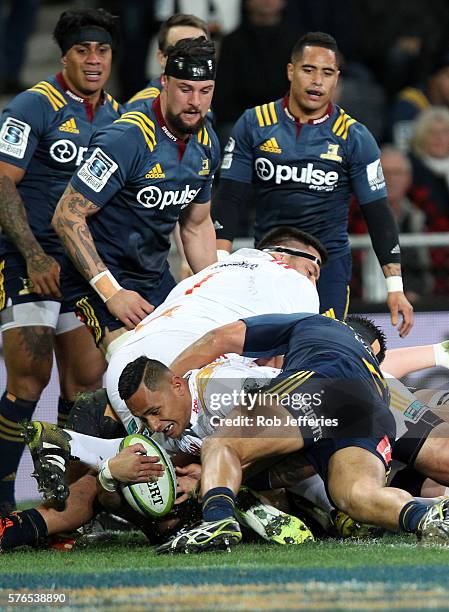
[107,248,319,432]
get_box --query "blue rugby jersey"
[241,312,389,404]
[125,76,162,110]
[70,95,220,282]
[0,74,121,257]
[220,97,387,258]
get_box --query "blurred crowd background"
[1,0,449,308]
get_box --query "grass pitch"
[2,533,449,610]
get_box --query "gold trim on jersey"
[322,308,336,319]
[398,87,429,110]
[387,383,412,413]
[259,137,282,153]
[266,370,315,398]
[332,108,356,140]
[115,111,156,151]
[0,260,5,311]
[106,93,120,113]
[197,126,211,146]
[145,163,165,179]
[59,117,79,134]
[343,286,350,320]
[127,87,161,104]
[255,102,278,127]
[28,81,67,111]
[76,297,102,345]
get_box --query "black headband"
[164,55,216,81]
[60,26,113,55]
[263,246,322,267]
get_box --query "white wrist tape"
[98,458,119,492]
[385,276,403,293]
[89,270,122,303]
[217,249,230,261]
[434,341,449,369]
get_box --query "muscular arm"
[52,183,105,280]
[0,162,60,297]
[170,320,247,376]
[179,201,217,273]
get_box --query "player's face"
[126,378,191,438]
[157,27,208,69]
[277,242,322,284]
[62,42,112,98]
[162,76,214,136]
[287,45,339,119]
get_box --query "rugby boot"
[417,498,449,544]
[156,517,242,554]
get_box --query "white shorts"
[0,301,83,335]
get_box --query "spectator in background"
[408,107,449,295]
[213,0,303,146]
[386,51,449,152]
[0,0,40,95]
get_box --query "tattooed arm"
[52,184,153,329]
[0,161,61,297]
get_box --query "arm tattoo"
[53,184,106,280]
[0,175,44,260]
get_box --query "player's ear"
[61,54,67,68]
[171,375,184,394]
[287,62,294,83]
[161,74,168,90]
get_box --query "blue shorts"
[61,261,176,346]
[317,252,352,320]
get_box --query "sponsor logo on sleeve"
[366,159,386,191]
[221,136,235,170]
[0,117,31,159]
[77,147,118,192]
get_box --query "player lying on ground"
[153,313,449,552]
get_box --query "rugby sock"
[288,475,334,514]
[0,392,37,509]
[65,431,121,470]
[399,500,429,533]
[0,508,48,551]
[202,487,236,521]
[57,397,74,428]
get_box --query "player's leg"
[316,252,351,320]
[54,314,106,428]
[413,422,449,485]
[0,473,98,552]
[381,340,449,379]
[0,292,60,511]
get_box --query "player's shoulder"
[396,85,429,111]
[248,98,283,129]
[195,120,219,153]
[104,92,122,115]
[329,104,361,141]
[25,76,68,113]
[126,77,162,107]
[112,107,158,153]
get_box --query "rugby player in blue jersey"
[213,31,414,335]
[157,314,449,552]
[0,8,121,511]
[126,13,210,109]
[52,37,220,357]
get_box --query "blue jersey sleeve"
[71,123,141,208]
[347,123,387,205]
[0,91,48,170]
[219,110,254,184]
[241,312,315,358]
[193,125,221,204]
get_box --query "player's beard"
[166,109,205,136]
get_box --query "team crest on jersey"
[320,143,342,162]
[259,137,282,154]
[145,163,165,179]
[77,147,118,193]
[59,118,79,134]
[18,277,34,296]
[0,117,30,159]
[199,159,210,175]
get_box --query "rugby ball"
[119,434,176,518]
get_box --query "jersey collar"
[282,94,333,125]
[56,72,106,121]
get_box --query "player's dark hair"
[165,36,215,64]
[53,8,119,52]
[118,356,171,401]
[291,31,339,63]
[158,14,210,53]
[345,315,387,364]
[256,226,328,266]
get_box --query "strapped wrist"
[385,276,403,293]
[89,269,122,303]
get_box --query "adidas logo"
[59,118,79,133]
[391,244,401,254]
[145,163,165,179]
[259,137,282,153]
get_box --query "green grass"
[3,534,449,610]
